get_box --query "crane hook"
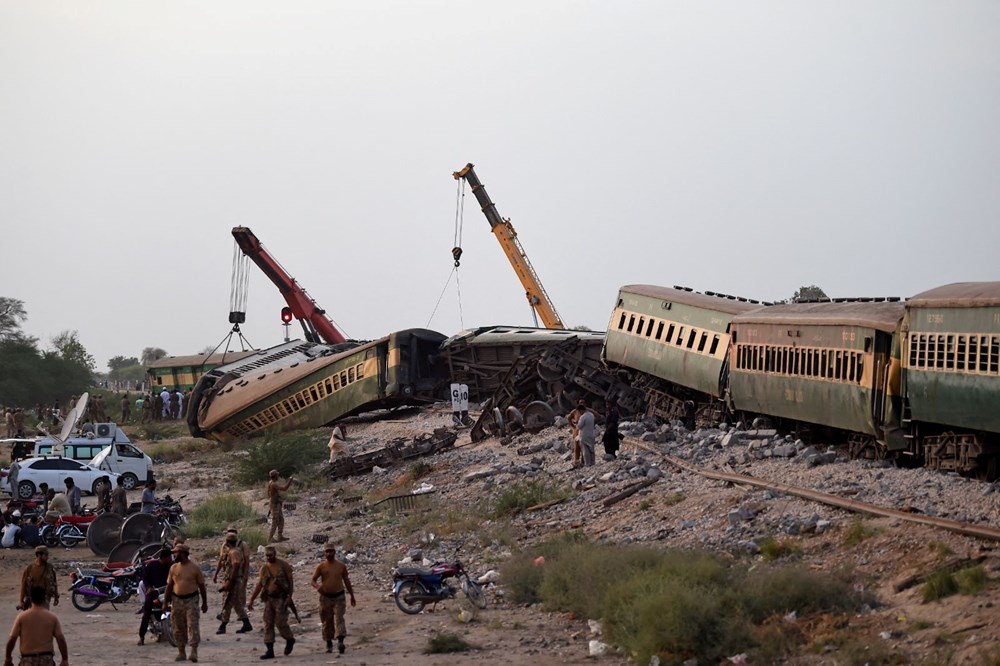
[452,246,463,268]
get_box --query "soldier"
[169,390,180,420]
[310,543,356,654]
[18,545,59,610]
[164,543,208,663]
[12,408,25,437]
[5,587,69,666]
[120,394,131,424]
[212,529,252,635]
[110,477,128,516]
[153,393,164,422]
[266,470,293,543]
[247,545,295,660]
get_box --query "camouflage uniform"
[19,561,58,609]
[170,594,201,649]
[218,544,249,623]
[319,594,348,642]
[267,480,284,542]
[259,560,294,643]
[18,654,56,666]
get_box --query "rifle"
[287,597,300,623]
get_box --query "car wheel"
[121,473,139,490]
[17,481,35,500]
[91,477,110,496]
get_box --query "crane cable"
[427,178,467,329]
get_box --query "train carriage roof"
[908,282,1000,308]
[619,285,764,315]
[146,350,258,370]
[733,301,906,332]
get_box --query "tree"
[51,330,96,371]
[141,347,168,366]
[791,285,828,303]
[108,355,140,372]
[0,297,28,341]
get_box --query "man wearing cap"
[18,546,59,611]
[247,546,295,660]
[310,544,356,654]
[164,543,208,663]
[212,530,252,635]
[5,586,69,666]
[137,548,173,646]
[266,470,293,543]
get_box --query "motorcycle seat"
[395,566,438,577]
[62,515,95,525]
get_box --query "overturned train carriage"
[603,285,764,424]
[187,329,446,443]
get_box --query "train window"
[820,350,828,378]
[980,336,989,372]
[637,317,645,335]
[945,335,955,370]
[325,378,333,393]
[357,363,364,378]
[686,329,697,349]
[618,313,626,330]
[864,337,873,353]
[627,315,636,333]
[348,368,355,383]
[697,332,708,353]
[340,371,347,386]
[645,319,655,337]
[655,322,664,340]
[857,355,864,381]
[937,335,948,369]
[956,336,966,371]
[665,324,675,343]
[310,386,320,402]
[709,335,720,356]
[835,351,843,381]
[333,375,340,390]
[791,349,799,376]
[675,327,685,346]
[968,336,978,372]
[992,337,999,374]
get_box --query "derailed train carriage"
[605,281,1000,478]
[187,329,446,443]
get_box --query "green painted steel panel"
[730,373,877,435]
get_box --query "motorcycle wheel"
[41,526,60,548]
[58,525,83,549]
[394,580,427,615]
[71,587,104,612]
[463,580,488,610]
[159,613,176,647]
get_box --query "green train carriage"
[602,284,763,422]
[728,301,906,450]
[902,282,1000,476]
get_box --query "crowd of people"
[3,469,358,664]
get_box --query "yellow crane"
[452,163,566,330]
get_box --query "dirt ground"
[2,407,999,665]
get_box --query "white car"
[7,456,118,500]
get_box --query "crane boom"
[231,226,347,344]
[452,163,566,329]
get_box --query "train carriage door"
[377,342,390,399]
[870,331,897,437]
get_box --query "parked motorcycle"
[69,564,142,611]
[392,552,487,614]
[40,512,96,549]
[145,585,176,646]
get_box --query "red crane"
[231,226,347,344]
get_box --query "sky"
[2,1,998,371]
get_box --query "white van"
[34,423,152,490]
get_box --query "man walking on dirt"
[164,543,208,662]
[310,543,356,654]
[138,548,173,646]
[266,470,293,543]
[18,546,59,611]
[5,587,69,666]
[247,545,295,659]
[110,477,128,516]
[212,529,252,635]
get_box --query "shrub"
[922,570,959,602]
[425,632,476,654]
[739,565,876,622]
[843,516,877,546]
[490,479,572,517]
[955,565,988,596]
[757,536,803,562]
[234,432,327,485]
[184,494,256,539]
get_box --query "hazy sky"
[2,2,998,370]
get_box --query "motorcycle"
[40,512,96,548]
[392,551,488,614]
[145,585,176,646]
[69,563,142,612]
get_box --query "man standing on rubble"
[266,470,293,543]
[212,529,252,635]
[247,545,295,660]
[573,399,596,467]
